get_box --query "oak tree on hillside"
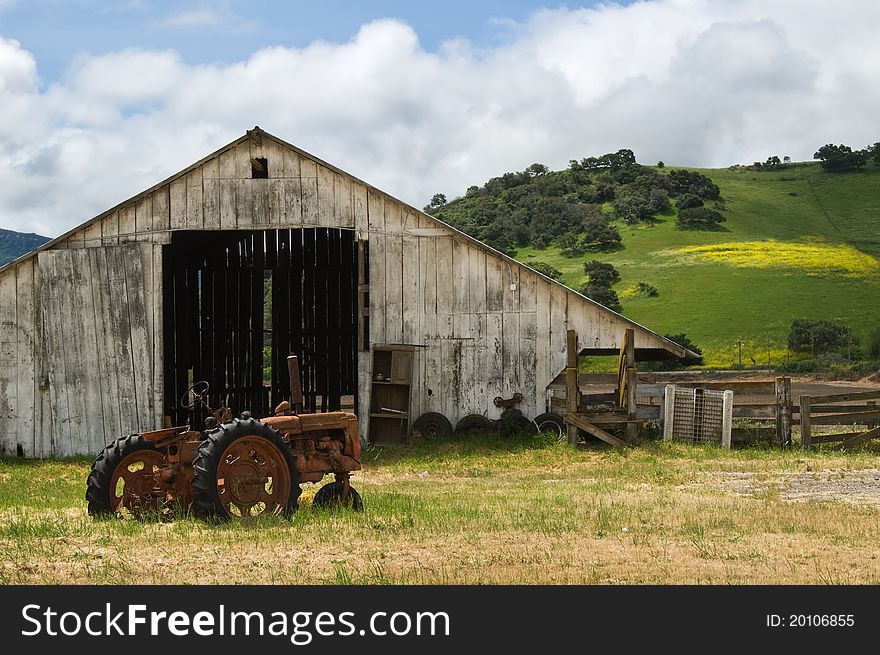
[583,260,620,286]
[676,206,726,230]
[813,144,869,171]
[529,261,563,280]
[580,282,621,312]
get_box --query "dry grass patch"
[1,438,880,584]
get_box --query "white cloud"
[163,8,222,27]
[159,1,256,31]
[1,1,879,236]
[0,36,38,93]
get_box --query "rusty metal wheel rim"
[109,450,165,517]
[216,436,291,519]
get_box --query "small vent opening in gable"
[251,157,268,178]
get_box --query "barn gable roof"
[1,127,697,360]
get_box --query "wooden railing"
[553,373,793,445]
[799,390,880,450]
[553,328,878,450]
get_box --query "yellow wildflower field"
[663,239,880,277]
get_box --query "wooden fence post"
[624,328,638,440]
[566,329,579,445]
[662,385,675,441]
[775,376,792,447]
[799,395,812,450]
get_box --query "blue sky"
[0,1,877,236]
[2,1,625,85]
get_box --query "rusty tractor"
[86,356,363,520]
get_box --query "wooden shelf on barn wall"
[368,344,417,444]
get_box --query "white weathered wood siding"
[0,129,682,455]
[0,243,161,457]
[368,222,676,426]
[38,244,160,456]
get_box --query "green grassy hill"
[517,163,880,367]
[437,162,880,368]
[0,228,50,267]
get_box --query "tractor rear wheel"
[192,418,300,520]
[313,481,364,511]
[86,434,165,518]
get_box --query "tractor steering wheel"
[180,381,210,410]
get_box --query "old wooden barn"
[0,127,692,457]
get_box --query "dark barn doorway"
[163,228,359,426]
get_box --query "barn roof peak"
[0,127,697,361]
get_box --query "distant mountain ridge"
[0,228,51,267]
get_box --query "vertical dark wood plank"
[624,328,637,441]
[336,229,346,408]
[251,231,266,416]
[347,230,358,398]
[290,229,303,404]
[311,228,320,410]
[224,242,236,410]
[319,228,339,412]
[325,228,337,409]
[337,231,348,404]
[264,230,277,408]
[202,253,214,412]
[775,376,792,447]
[302,228,316,411]
[800,395,812,450]
[238,234,252,413]
[213,248,227,403]
[265,228,277,270]
[347,234,357,404]
[229,238,241,407]
[232,235,245,414]
[188,261,204,426]
[173,260,188,427]
[272,229,288,404]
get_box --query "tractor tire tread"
[191,418,300,521]
[86,433,157,516]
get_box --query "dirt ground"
[708,469,880,507]
[790,378,880,399]
[718,376,880,404]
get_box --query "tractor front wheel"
[313,480,363,511]
[192,418,300,520]
[86,434,165,518]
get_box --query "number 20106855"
[766,614,854,628]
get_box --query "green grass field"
[2,436,880,585]
[515,164,880,368]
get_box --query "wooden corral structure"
[0,127,693,457]
[553,332,794,447]
[555,330,880,449]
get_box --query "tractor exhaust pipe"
[287,355,303,411]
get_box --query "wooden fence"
[552,329,879,450]
[798,390,880,450]
[552,377,880,449]
[553,374,792,446]
[556,329,792,447]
